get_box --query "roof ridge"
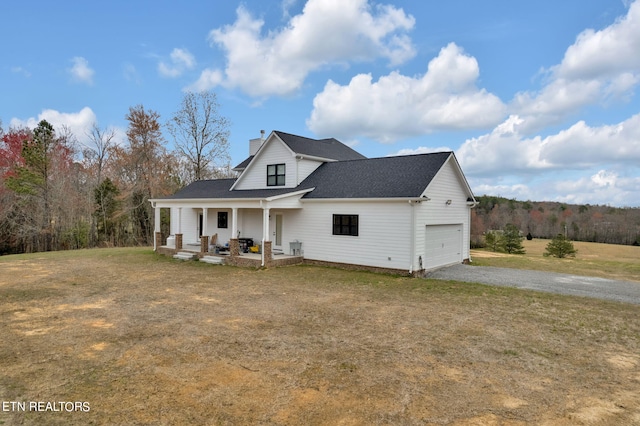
[195,177,237,182]
[314,150,452,164]
[273,130,316,140]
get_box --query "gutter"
[300,196,429,203]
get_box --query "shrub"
[544,234,577,258]
[484,231,501,252]
[484,226,526,254]
[502,224,526,254]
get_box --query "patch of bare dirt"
[1,248,639,425]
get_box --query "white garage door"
[424,224,463,270]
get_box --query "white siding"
[237,209,263,243]
[234,139,296,189]
[180,208,200,244]
[156,152,474,272]
[205,209,232,246]
[295,158,323,185]
[287,201,413,270]
[415,158,472,268]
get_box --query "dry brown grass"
[472,239,640,283]
[1,248,639,425]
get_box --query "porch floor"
[161,245,303,267]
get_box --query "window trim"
[332,214,359,236]
[217,211,228,229]
[267,163,286,186]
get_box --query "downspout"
[409,200,416,275]
[467,199,478,263]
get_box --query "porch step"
[200,255,225,265]
[173,251,198,261]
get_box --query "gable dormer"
[231,131,366,191]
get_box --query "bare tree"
[85,123,117,183]
[166,91,230,182]
[83,124,117,244]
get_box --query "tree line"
[471,195,640,247]
[0,91,230,255]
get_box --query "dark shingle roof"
[162,151,458,201]
[299,152,453,198]
[232,155,254,171]
[274,131,366,161]
[164,178,304,200]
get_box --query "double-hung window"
[333,214,359,236]
[267,164,286,186]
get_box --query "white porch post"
[231,207,238,238]
[202,207,208,237]
[262,207,270,266]
[177,208,182,234]
[153,204,160,250]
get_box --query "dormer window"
[267,163,286,186]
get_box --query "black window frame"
[267,163,286,186]
[217,211,228,229]
[332,214,359,236]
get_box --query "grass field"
[471,238,640,283]
[0,247,639,424]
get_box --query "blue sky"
[2,0,639,206]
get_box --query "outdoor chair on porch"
[209,233,218,253]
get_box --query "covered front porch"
[152,198,305,268]
[175,246,303,268]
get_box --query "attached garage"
[424,224,463,270]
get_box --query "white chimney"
[249,130,266,156]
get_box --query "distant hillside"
[471,195,640,247]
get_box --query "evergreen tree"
[544,234,577,258]
[94,178,121,243]
[501,224,526,254]
[484,230,501,252]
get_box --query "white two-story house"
[150,130,476,275]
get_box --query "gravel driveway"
[426,264,640,305]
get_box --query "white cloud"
[469,168,640,206]
[10,107,98,145]
[555,1,640,81]
[158,48,196,78]
[197,0,416,97]
[307,43,506,143]
[69,57,95,85]
[550,170,640,206]
[187,69,224,93]
[540,114,640,166]
[457,112,640,177]
[470,182,534,200]
[456,115,547,177]
[390,146,453,156]
[510,1,640,133]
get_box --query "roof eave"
[301,196,429,203]
[295,153,337,162]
